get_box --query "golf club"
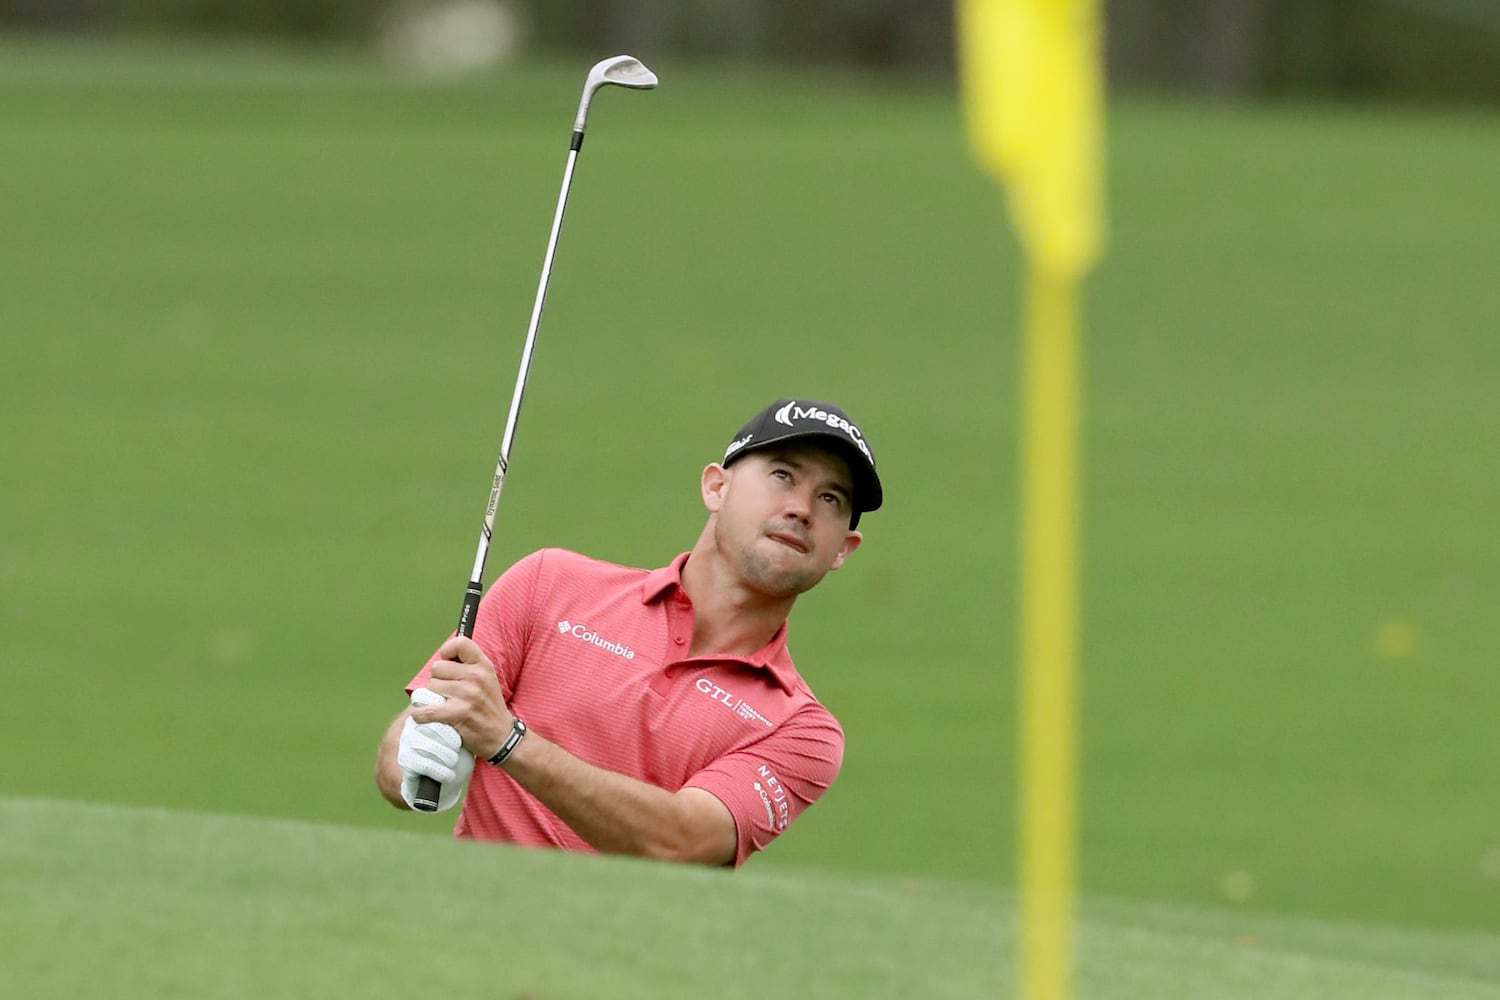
[412,55,659,813]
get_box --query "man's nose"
[781,488,813,521]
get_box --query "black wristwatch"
[487,717,527,766]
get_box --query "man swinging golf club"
[375,398,883,866]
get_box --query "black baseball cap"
[721,399,883,528]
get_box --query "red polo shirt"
[406,548,845,866]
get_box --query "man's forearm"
[404,646,737,864]
[498,728,735,865]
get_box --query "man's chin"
[733,546,815,598]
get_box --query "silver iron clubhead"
[574,55,658,132]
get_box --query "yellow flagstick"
[1017,265,1081,1000]
[957,1,1104,997]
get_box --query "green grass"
[1,32,1498,963]
[5,798,1499,999]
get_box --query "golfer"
[375,399,882,866]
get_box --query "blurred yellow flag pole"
[958,1,1104,998]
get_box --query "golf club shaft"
[410,140,583,813]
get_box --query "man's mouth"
[766,531,809,554]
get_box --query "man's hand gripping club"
[411,635,519,768]
[398,637,513,811]
[396,686,473,812]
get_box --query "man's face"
[705,442,864,599]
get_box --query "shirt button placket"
[668,594,692,657]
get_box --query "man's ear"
[830,530,863,570]
[701,463,730,513]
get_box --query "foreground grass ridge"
[4,798,1497,999]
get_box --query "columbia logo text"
[556,620,636,660]
[753,781,775,825]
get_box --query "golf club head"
[574,55,658,132]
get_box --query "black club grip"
[413,776,441,812]
[412,582,484,814]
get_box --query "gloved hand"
[397,687,475,812]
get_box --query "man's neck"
[679,536,794,659]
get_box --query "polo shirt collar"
[641,552,799,692]
[640,552,691,605]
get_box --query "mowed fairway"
[2,36,1498,993]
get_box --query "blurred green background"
[2,0,1498,981]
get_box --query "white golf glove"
[397,687,475,812]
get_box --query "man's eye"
[771,468,792,480]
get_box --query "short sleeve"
[683,705,844,867]
[405,549,548,698]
